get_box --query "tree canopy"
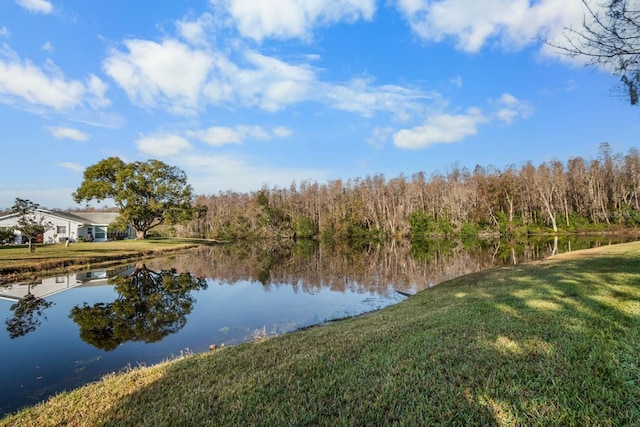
[73,158,195,239]
[553,0,640,105]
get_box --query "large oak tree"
[73,157,195,239]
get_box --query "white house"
[0,209,132,243]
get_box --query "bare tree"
[552,0,640,105]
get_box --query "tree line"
[174,143,640,241]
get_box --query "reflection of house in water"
[0,268,132,302]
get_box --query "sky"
[1,0,639,210]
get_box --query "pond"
[0,235,636,415]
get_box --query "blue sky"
[1,0,638,209]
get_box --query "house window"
[94,226,106,239]
[56,226,67,234]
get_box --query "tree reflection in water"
[5,286,54,339]
[69,264,207,351]
[139,235,637,297]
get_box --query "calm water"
[0,236,635,415]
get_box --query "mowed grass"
[2,242,639,426]
[0,238,208,281]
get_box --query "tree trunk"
[545,203,558,233]
[135,229,147,240]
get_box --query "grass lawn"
[0,238,211,283]
[2,242,639,426]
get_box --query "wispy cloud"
[103,35,434,122]
[16,0,53,14]
[321,77,436,121]
[492,93,533,125]
[56,162,84,172]
[180,153,329,194]
[393,92,533,149]
[367,126,394,149]
[188,124,293,146]
[176,13,215,46]
[136,133,193,157]
[47,126,90,141]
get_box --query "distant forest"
[172,143,640,241]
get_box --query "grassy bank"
[0,238,212,284]
[2,242,639,426]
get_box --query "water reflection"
[143,235,632,295]
[69,264,207,351]
[0,269,110,301]
[5,286,54,339]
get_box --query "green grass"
[0,238,211,283]
[2,242,639,426]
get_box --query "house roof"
[48,210,94,224]
[0,209,120,226]
[68,211,120,225]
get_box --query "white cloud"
[0,44,111,111]
[42,41,54,52]
[188,125,293,146]
[191,127,244,146]
[393,92,534,149]
[394,108,488,149]
[103,39,213,115]
[218,50,316,111]
[103,33,433,120]
[0,51,83,109]
[272,126,293,138]
[57,162,84,172]
[47,126,90,141]
[136,133,193,157]
[492,93,533,124]
[322,77,435,120]
[104,37,428,117]
[223,0,376,41]
[86,74,111,109]
[396,0,585,53]
[16,0,53,14]
[177,13,215,46]
[0,27,10,37]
